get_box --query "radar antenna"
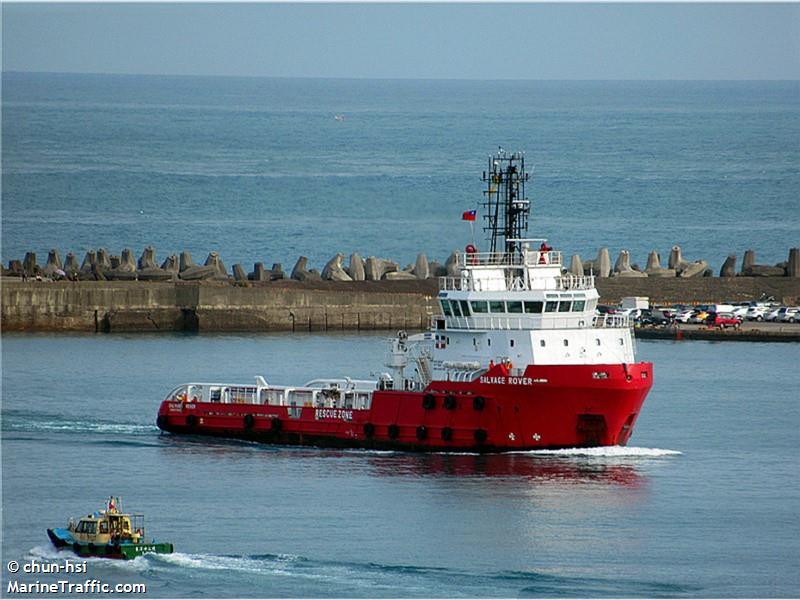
[481,149,531,255]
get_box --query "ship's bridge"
[440,241,595,294]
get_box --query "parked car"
[731,305,749,319]
[779,307,800,323]
[746,305,771,321]
[765,307,787,322]
[705,312,742,329]
[650,307,674,324]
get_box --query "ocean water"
[2,333,799,597]
[2,73,799,273]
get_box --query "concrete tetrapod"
[23,252,39,277]
[42,249,64,278]
[64,253,81,276]
[96,249,112,272]
[270,263,285,280]
[413,253,430,280]
[445,250,461,278]
[788,248,800,278]
[613,250,647,278]
[321,254,353,281]
[720,255,737,278]
[107,249,138,280]
[644,250,676,278]
[568,254,583,277]
[250,262,268,281]
[290,256,321,281]
[204,252,229,279]
[348,253,366,281]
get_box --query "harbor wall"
[2,277,799,333]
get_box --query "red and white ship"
[157,151,653,451]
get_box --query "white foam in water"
[517,446,682,458]
[11,419,157,435]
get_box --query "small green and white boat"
[47,496,174,560]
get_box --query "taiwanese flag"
[462,210,477,221]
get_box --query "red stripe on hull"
[157,363,652,451]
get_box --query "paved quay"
[635,321,800,342]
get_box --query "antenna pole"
[481,149,531,255]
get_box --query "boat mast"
[481,149,531,256]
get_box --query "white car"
[779,307,800,323]
[746,305,771,321]
[765,307,787,322]
[731,305,749,319]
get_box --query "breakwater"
[3,277,799,333]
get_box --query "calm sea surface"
[2,334,799,597]
[2,74,799,272]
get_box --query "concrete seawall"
[2,277,799,333]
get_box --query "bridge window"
[440,300,453,316]
[545,301,558,312]
[507,301,523,313]
[524,301,543,314]
[460,300,471,316]
[470,301,488,313]
[558,301,572,312]
[573,300,586,311]
[489,301,505,313]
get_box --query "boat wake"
[514,446,682,458]
[4,414,157,436]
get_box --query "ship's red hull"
[156,362,652,451]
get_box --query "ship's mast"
[481,149,531,256]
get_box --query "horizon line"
[3,70,800,83]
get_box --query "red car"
[705,312,742,329]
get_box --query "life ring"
[416,425,428,441]
[422,394,436,410]
[444,395,457,410]
[363,423,375,438]
[185,414,197,428]
[441,427,453,442]
[156,415,168,430]
[472,396,486,411]
[270,417,282,432]
[388,424,400,439]
[474,429,488,444]
[243,414,255,430]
